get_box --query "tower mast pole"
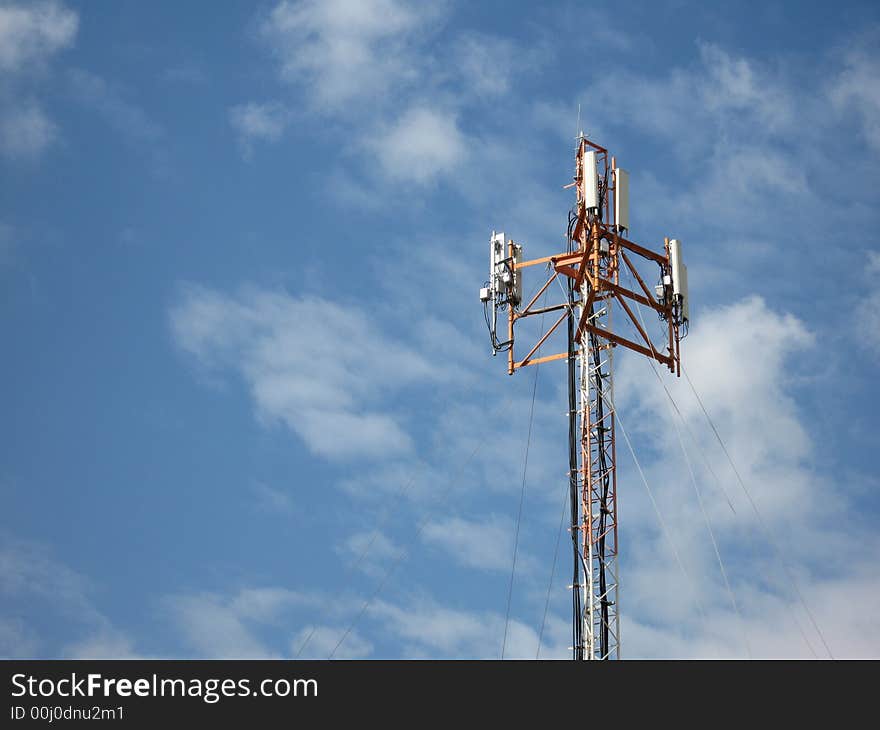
[575,138,620,659]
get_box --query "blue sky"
[1,0,879,659]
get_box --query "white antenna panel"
[582,150,598,210]
[614,168,629,231]
[490,231,505,280]
[511,243,523,306]
[669,238,689,322]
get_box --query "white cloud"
[229,101,289,157]
[337,383,563,511]
[163,62,207,85]
[0,1,77,74]
[422,515,527,573]
[0,535,98,621]
[291,625,372,658]
[170,283,441,460]
[259,0,437,109]
[163,587,316,659]
[369,597,568,659]
[830,42,880,153]
[0,617,39,658]
[619,296,817,533]
[67,68,162,142]
[253,1,509,190]
[369,106,466,183]
[610,295,880,657]
[451,32,518,98]
[856,251,880,356]
[586,42,796,150]
[624,565,880,659]
[0,534,137,658]
[861,321,880,356]
[251,481,295,514]
[0,1,76,160]
[64,628,140,659]
[230,587,310,622]
[161,587,369,659]
[698,42,794,132]
[164,593,276,659]
[0,99,55,159]
[579,41,821,234]
[337,530,402,577]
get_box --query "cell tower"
[480,135,689,660]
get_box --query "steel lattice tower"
[480,134,688,659]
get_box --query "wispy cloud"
[258,0,440,109]
[369,596,568,659]
[67,68,162,142]
[449,32,520,98]
[829,35,880,153]
[855,252,880,357]
[614,295,880,656]
[170,283,442,461]
[0,1,77,160]
[163,61,208,85]
[162,587,329,658]
[573,33,880,324]
[163,593,278,658]
[0,617,39,658]
[337,530,402,578]
[241,1,554,190]
[64,629,140,660]
[0,0,77,74]
[624,565,880,659]
[583,41,797,150]
[0,534,138,658]
[290,625,372,658]
[369,106,466,183]
[228,101,289,159]
[422,515,534,573]
[619,296,818,543]
[0,100,55,160]
[251,481,296,514]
